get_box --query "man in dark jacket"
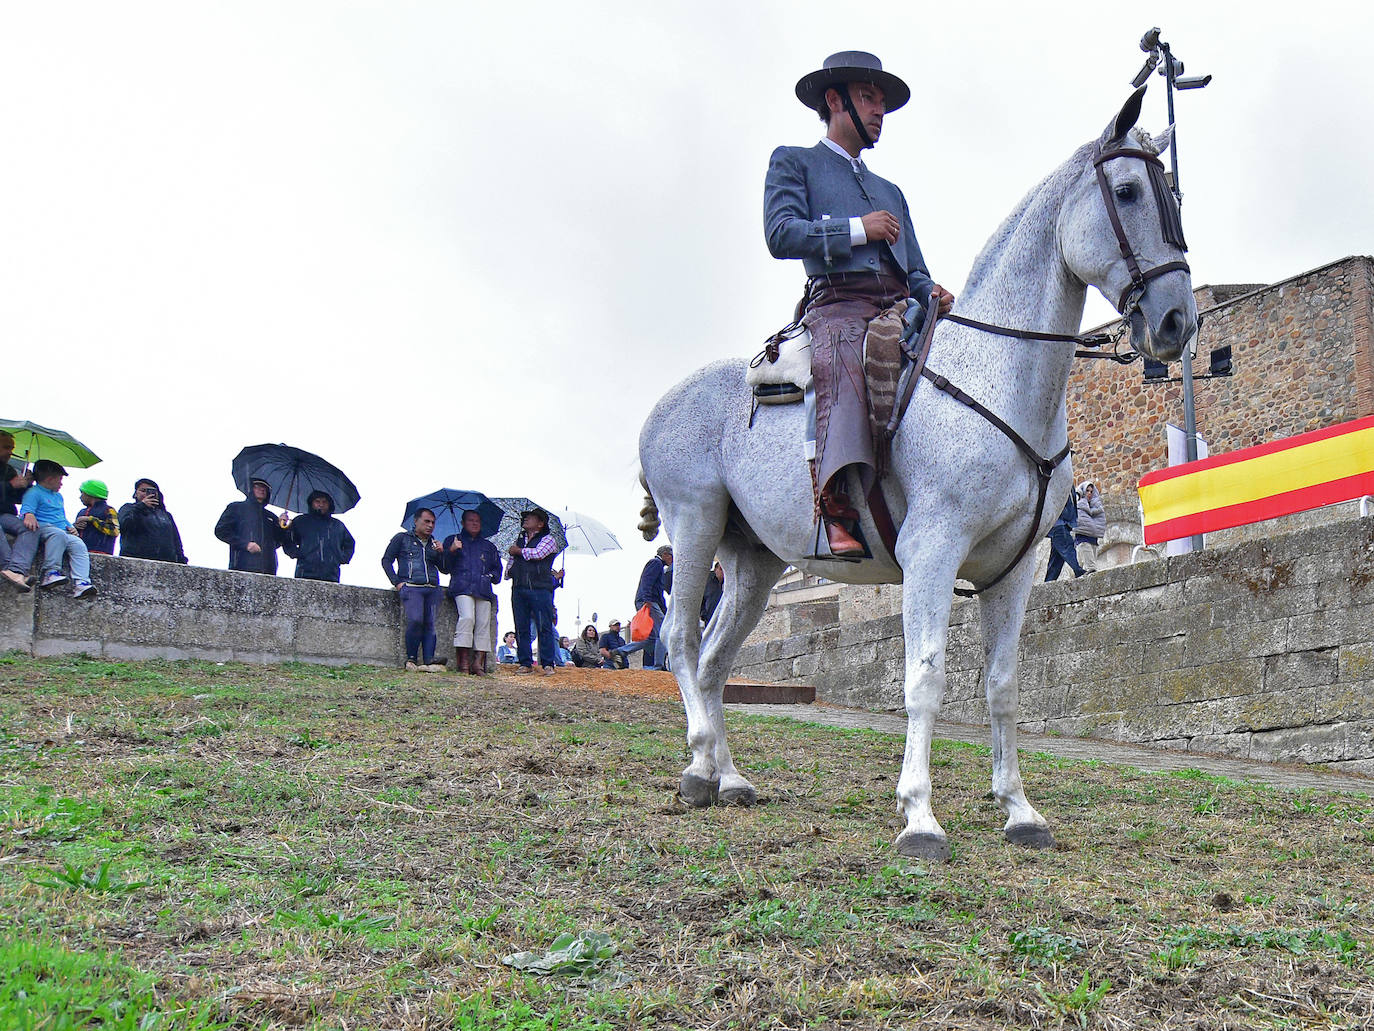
[382,507,446,670]
[0,431,39,590]
[214,479,284,574]
[504,507,561,676]
[283,490,355,583]
[1044,493,1084,582]
[118,478,188,564]
[627,545,673,670]
[441,509,501,676]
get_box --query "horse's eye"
[1114,183,1137,202]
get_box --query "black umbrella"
[490,497,567,552]
[232,443,361,515]
[401,489,507,542]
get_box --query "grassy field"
[2,653,1372,1029]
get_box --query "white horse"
[637,88,1197,861]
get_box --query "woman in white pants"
[440,510,502,675]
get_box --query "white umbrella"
[555,508,622,558]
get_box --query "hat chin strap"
[832,83,873,150]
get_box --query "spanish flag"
[1138,415,1374,545]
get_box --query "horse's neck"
[935,171,1087,448]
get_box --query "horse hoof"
[678,773,720,808]
[894,831,951,862]
[1006,824,1055,850]
[718,785,757,807]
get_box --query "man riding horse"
[765,51,955,557]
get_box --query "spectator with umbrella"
[214,479,285,575]
[118,478,188,565]
[282,490,355,583]
[0,430,39,590]
[382,507,447,671]
[440,508,502,677]
[503,506,562,676]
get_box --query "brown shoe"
[513,665,535,675]
[540,666,555,677]
[825,519,865,556]
[470,652,488,676]
[454,647,470,675]
[819,486,865,556]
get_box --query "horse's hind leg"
[695,540,787,806]
[979,563,1054,848]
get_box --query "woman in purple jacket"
[441,510,501,676]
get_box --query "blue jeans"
[511,587,556,668]
[1045,526,1083,581]
[38,525,90,581]
[0,514,39,574]
[619,603,666,669]
[399,584,440,663]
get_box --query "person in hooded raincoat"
[118,478,188,564]
[214,478,284,575]
[283,489,356,583]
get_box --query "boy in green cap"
[75,479,120,555]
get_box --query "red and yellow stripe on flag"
[1138,415,1374,545]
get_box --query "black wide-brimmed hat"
[794,51,910,112]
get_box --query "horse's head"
[1058,85,1198,362]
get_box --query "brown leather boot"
[454,647,470,675]
[820,487,865,556]
[471,652,488,676]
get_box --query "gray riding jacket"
[764,142,935,307]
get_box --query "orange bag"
[629,603,653,642]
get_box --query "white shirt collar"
[821,136,864,173]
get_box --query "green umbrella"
[0,419,101,469]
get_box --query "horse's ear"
[1099,84,1148,148]
[1149,124,1175,157]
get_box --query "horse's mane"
[963,139,1098,294]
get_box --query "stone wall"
[733,516,1374,775]
[1067,256,1374,505]
[0,554,456,667]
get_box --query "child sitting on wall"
[74,479,119,556]
[20,460,96,598]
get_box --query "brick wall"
[1068,255,1374,505]
[733,516,1374,775]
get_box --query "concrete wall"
[0,554,456,667]
[733,516,1374,775]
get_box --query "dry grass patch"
[1,653,1371,1029]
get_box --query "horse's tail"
[637,468,661,541]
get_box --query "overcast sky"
[3,2,1372,638]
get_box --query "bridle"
[1091,142,1190,332]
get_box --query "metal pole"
[1163,41,1202,551]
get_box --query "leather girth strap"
[918,367,1071,597]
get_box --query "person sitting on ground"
[570,624,603,668]
[0,431,39,591]
[598,619,629,669]
[214,478,284,575]
[557,636,573,664]
[381,507,446,672]
[1073,481,1105,574]
[440,509,501,676]
[283,490,356,583]
[74,479,119,556]
[118,478,188,564]
[21,460,96,598]
[496,631,519,664]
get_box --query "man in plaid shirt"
[505,507,562,676]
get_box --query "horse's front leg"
[979,561,1053,848]
[893,540,961,862]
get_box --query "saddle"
[748,299,912,475]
